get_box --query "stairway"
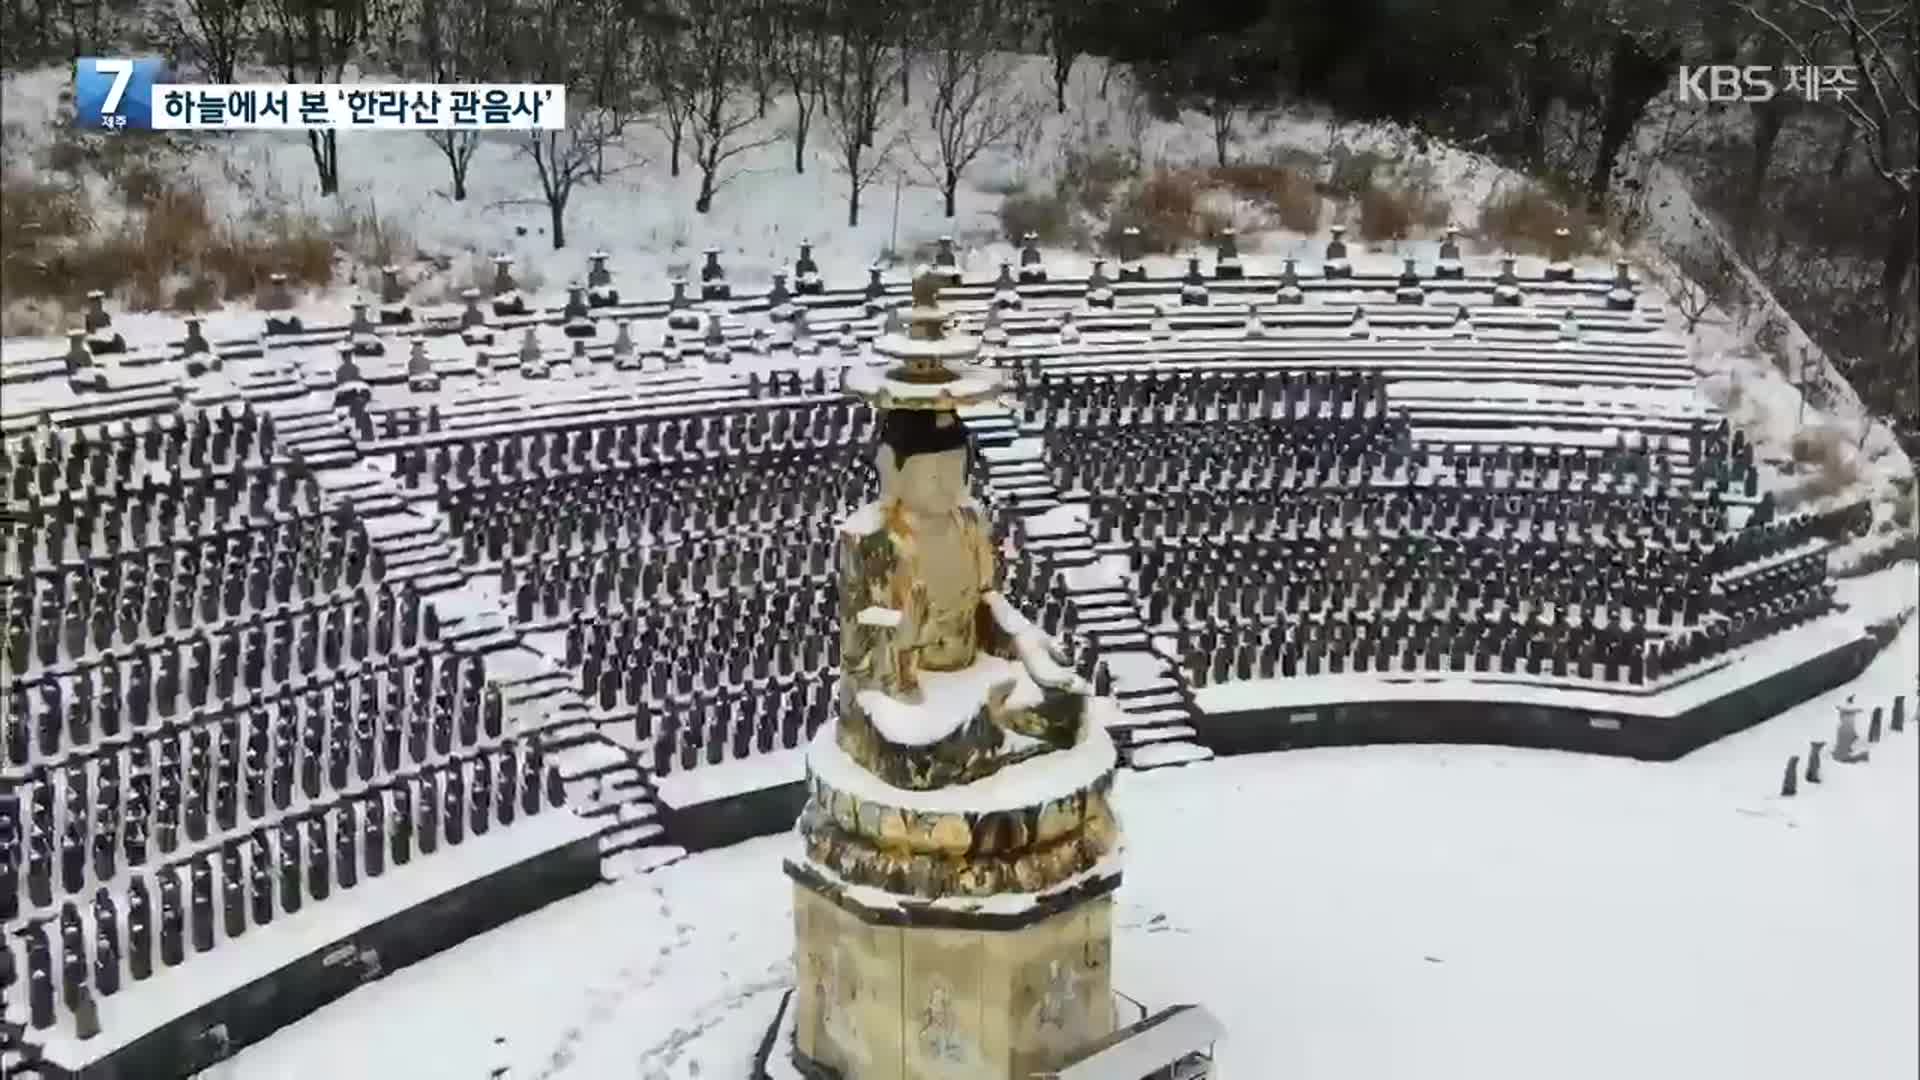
[236,380,688,877]
[965,405,1213,772]
[512,636,684,878]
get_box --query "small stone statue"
[1833,696,1869,762]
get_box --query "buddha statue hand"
[1013,630,1086,695]
[983,591,1087,695]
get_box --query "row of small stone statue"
[1066,445,1727,533]
[501,526,844,628]
[1020,366,1394,424]
[1181,585,1825,688]
[440,451,873,569]
[5,460,329,579]
[1182,607,1664,687]
[572,556,1067,711]
[6,654,504,915]
[10,495,363,607]
[386,395,880,488]
[1086,482,1734,564]
[1781,695,1911,795]
[643,677,837,775]
[1,405,278,502]
[1700,501,1868,573]
[4,584,434,769]
[566,578,837,677]
[414,406,873,494]
[7,562,416,706]
[4,521,383,679]
[5,743,567,1036]
[1129,537,1715,631]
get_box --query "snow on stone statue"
[794,270,1119,898]
[785,273,1124,1080]
[1833,695,1869,763]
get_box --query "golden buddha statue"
[785,273,1125,1080]
[792,270,1118,900]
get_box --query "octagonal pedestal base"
[788,874,1117,1080]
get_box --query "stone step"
[1116,686,1189,708]
[986,459,1048,477]
[1086,628,1150,649]
[597,821,666,855]
[1103,705,1194,729]
[1076,615,1138,636]
[550,741,629,781]
[300,448,359,469]
[1125,741,1213,770]
[410,568,469,593]
[1122,723,1198,744]
[601,841,688,877]
[992,478,1056,496]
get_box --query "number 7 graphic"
[76,56,161,129]
[94,58,134,114]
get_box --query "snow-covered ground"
[211,604,1919,1080]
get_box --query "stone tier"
[793,713,1120,901]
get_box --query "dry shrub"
[0,168,345,319]
[170,274,220,313]
[119,161,170,209]
[998,190,1071,245]
[0,173,96,304]
[1789,425,1863,498]
[1357,180,1450,243]
[1210,163,1320,233]
[1056,146,1139,212]
[1104,168,1232,253]
[1891,485,1916,529]
[1476,186,1599,256]
[1323,145,1385,199]
[1,298,68,337]
[327,205,415,274]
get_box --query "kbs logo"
[75,57,166,130]
[1677,64,1859,104]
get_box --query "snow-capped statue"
[1833,695,1869,762]
[830,271,1099,795]
[787,272,1124,1080]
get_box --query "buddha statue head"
[877,407,969,519]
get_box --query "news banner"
[74,57,566,131]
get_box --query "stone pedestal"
[789,874,1117,1080]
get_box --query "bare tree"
[261,0,379,196]
[741,0,781,118]
[579,0,652,181]
[1041,0,1082,113]
[1743,0,1919,316]
[830,0,898,150]
[821,1,900,223]
[644,16,695,176]
[911,0,1036,217]
[682,0,778,213]
[776,0,833,174]
[417,0,511,201]
[1658,238,1740,331]
[156,0,254,83]
[511,0,644,249]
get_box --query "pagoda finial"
[911,268,942,309]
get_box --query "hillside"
[3,53,1912,547]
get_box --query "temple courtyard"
[212,616,1918,1080]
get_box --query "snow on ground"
[214,616,1919,1080]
